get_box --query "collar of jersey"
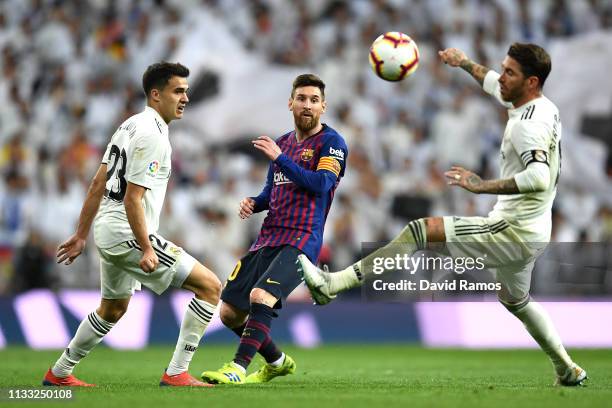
[293,123,327,144]
[509,95,544,115]
[144,106,169,133]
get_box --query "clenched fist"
[438,48,468,67]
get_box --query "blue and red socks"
[233,303,276,370]
[231,321,282,364]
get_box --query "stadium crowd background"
[0,0,611,295]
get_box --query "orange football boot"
[43,368,95,387]
[160,371,214,387]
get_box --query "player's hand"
[444,166,483,193]
[139,247,159,273]
[57,234,86,265]
[238,197,256,219]
[438,48,468,67]
[252,136,282,161]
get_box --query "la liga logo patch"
[147,161,160,176]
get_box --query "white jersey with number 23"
[94,106,172,249]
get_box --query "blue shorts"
[221,245,304,312]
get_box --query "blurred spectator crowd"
[1,0,611,295]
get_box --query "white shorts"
[443,215,548,301]
[98,234,197,299]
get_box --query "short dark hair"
[507,43,551,88]
[291,74,325,99]
[142,62,189,97]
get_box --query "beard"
[500,83,525,103]
[294,112,319,133]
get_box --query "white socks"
[166,297,216,376]
[329,219,427,294]
[52,312,114,377]
[269,352,285,368]
[231,361,246,374]
[329,263,362,293]
[52,299,217,378]
[508,300,573,376]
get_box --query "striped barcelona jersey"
[250,124,348,262]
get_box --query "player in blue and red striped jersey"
[201,74,348,385]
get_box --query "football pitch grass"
[1,345,611,408]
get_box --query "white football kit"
[443,71,562,300]
[93,106,196,298]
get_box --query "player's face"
[157,76,189,123]
[289,86,326,133]
[498,56,528,103]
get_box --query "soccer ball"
[369,32,419,82]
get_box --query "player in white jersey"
[43,62,221,387]
[298,43,586,386]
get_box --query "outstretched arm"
[56,164,108,265]
[444,164,550,195]
[438,48,490,86]
[444,166,520,195]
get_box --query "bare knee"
[183,263,222,304]
[219,302,247,328]
[97,298,130,323]
[249,288,277,308]
[200,272,222,303]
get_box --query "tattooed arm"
[444,166,520,195]
[438,48,490,86]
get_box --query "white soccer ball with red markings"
[369,32,419,82]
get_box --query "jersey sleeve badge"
[317,156,341,177]
[147,161,160,177]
